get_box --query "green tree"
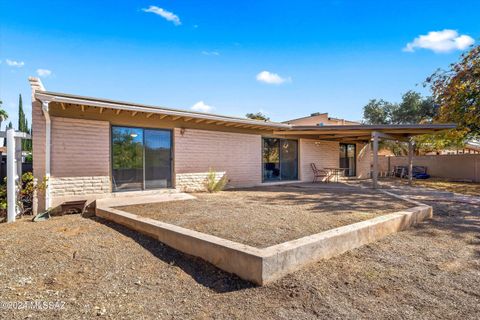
[17,94,31,151]
[426,44,480,138]
[3,122,13,147]
[0,99,8,131]
[362,91,465,154]
[245,112,270,121]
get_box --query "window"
[339,143,356,177]
[262,138,298,182]
[111,126,172,192]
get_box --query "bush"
[204,168,228,193]
[0,172,48,222]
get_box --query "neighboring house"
[29,78,454,211]
[283,112,360,126]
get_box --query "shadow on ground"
[90,216,256,293]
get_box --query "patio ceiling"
[273,124,457,142]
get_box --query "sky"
[1,0,479,129]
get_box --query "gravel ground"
[116,186,410,247]
[0,195,479,319]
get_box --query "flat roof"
[273,124,457,141]
[35,90,291,130]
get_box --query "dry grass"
[117,185,410,248]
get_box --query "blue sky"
[1,0,479,128]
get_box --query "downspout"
[42,101,51,210]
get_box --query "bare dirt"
[0,190,479,319]
[116,186,410,247]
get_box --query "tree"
[0,99,8,131]
[245,112,270,121]
[3,122,13,147]
[362,91,464,155]
[363,91,436,125]
[17,94,31,151]
[426,44,480,138]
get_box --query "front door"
[112,126,172,192]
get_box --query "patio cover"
[274,123,457,188]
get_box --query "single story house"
[29,77,455,211]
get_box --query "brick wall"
[299,139,339,182]
[50,117,111,202]
[174,128,261,190]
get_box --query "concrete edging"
[96,200,432,285]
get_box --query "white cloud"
[256,71,291,84]
[403,29,475,53]
[6,59,24,67]
[191,101,214,113]
[36,69,52,77]
[142,5,181,26]
[201,50,220,56]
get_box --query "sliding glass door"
[339,143,356,177]
[112,126,172,192]
[263,138,298,182]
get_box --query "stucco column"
[372,131,379,189]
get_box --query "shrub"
[204,168,228,193]
[0,172,48,222]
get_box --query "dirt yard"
[116,186,410,247]
[379,177,480,196]
[0,197,479,319]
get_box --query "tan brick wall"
[299,139,339,182]
[174,128,261,190]
[50,117,111,202]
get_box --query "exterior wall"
[174,128,262,191]
[299,139,339,182]
[32,100,47,211]
[50,117,111,207]
[378,154,480,182]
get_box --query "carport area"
[273,123,456,188]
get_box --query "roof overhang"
[35,91,291,131]
[273,124,457,142]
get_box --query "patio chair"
[310,163,331,183]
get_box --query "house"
[29,77,455,211]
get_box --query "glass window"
[339,143,356,177]
[263,138,298,182]
[112,126,172,192]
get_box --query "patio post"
[6,128,17,223]
[372,131,379,189]
[408,139,413,186]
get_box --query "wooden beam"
[99,107,104,114]
[116,109,121,115]
[131,111,138,117]
[183,117,193,122]
[372,131,379,189]
[171,116,181,121]
[146,113,153,118]
[195,119,205,123]
[159,114,168,119]
[205,120,216,124]
[81,105,85,112]
[61,103,66,110]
